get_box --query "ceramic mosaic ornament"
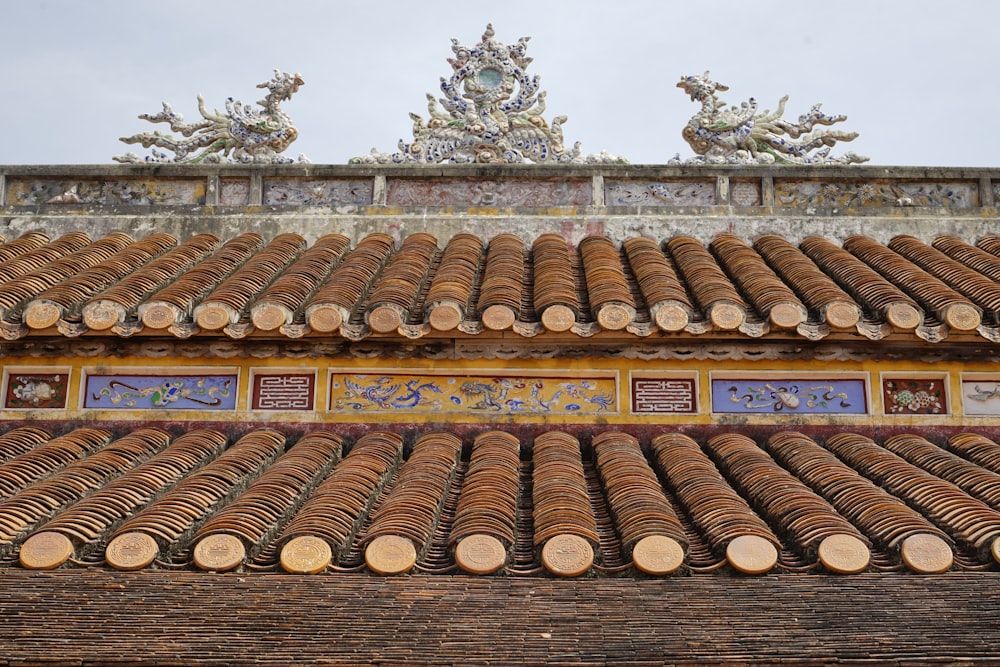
[115,70,307,164]
[4,373,68,409]
[353,24,625,165]
[85,374,236,410]
[713,379,867,414]
[673,71,867,165]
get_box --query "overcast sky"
[2,0,994,167]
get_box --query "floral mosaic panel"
[774,180,977,208]
[882,378,946,415]
[962,380,1000,416]
[6,179,207,206]
[329,372,616,415]
[631,378,697,414]
[84,374,236,410]
[712,378,867,414]
[386,179,591,207]
[263,180,374,206]
[605,181,716,206]
[251,373,315,411]
[4,372,68,409]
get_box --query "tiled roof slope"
[3,230,1000,344]
[3,424,1000,577]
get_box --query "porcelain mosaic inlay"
[85,374,236,410]
[115,70,307,164]
[386,179,590,207]
[264,180,373,206]
[962,379,1000,416]
[329,372,616,415]
[605,181,716,207]
[882,378,946,415]
[674,71,866,165]
[4,372,68,409]
[713,378,867,414]
[352,25,624,165]
[630,378,697,414]
[7,179,206,206]
[251,373,315,411]
[775,181,977,208]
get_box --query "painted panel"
[962,379,1000,416]
[713,378,867,414]
[263,180,373,206]
[6,179,206,206]
[731,181,762,206]
[4,372,69,409]
[386,179,591,207]
[882,378,947,415]
[631,378,697,414]
[329,372,616,415]
[251,373,315,411]
[220,180,250,206]
[85,374,237,410]
[774,180,977,208]
[605,180,716,206]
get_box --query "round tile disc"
[365,535,417,575]
[654,303,689,332]
[944,303,981,331]
[541,534,594,577]
[307,305,343,333]
[992,538,1000,565]
[596,304,632,331]
[251,304,287,331]
[195,305,230,331]
[193,534,246,572]
[886,303,921,330]
[709,303,744,330]
[106,532,159,571]
[19,531,74,570]
[24,302,61,330]
[481,305,516,331]
[540,305,575,332]
[83,302,120,330]
[429,303,463,332]
[280,535,333,575]
[900,533,953,574]
[769,303,805,329]
[726,535,778,575]
[141,303,177,329]
[632,534,684,575]
[368,306,402,333]
[817,534,870,574]
[454,534,507,575]
[824,301,860,329]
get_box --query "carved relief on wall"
[329,371,616,415]
[84,372,237,410]
[605,181,715,207]
[6,179,207,206]
[712,376,868,414]
[386,179,590,207]
[264,180,373,206]
[774,181,977,208]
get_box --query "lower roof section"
[0,569,997,666]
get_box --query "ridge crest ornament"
[672,71,868,165]
[352,24,626,165]
[115,70,308,164]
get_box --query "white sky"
[1,0,994,167]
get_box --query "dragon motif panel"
[605,181,716,207]
[329,371,617,415]
[6,179,206,206]
[774,180,977,208]
[84,372,237,410]
[712,377,868,414]
[386,179,591,207]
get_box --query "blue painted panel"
[712,379,867,414]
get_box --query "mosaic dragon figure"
[114,70,307,164]
[674,71,867,165]
[352,24,624,165]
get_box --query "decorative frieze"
[84,372,237,410]
[962,375,1000,416]
[386,179,591,207]
[882,377,947,415]
[250,372,315,411]
[630,376,697,414]
[3,370,69,409]
[263,180,373,206]
[774,180,977,208]
[712,376,868,414]
[6,179,207,206]
[605,181,715,207]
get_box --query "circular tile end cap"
[19,531,74,570]
[596,303,633,331]
[541,534,594,577]
[726,535,779,575]
[817,534,870,574]
[23,302,61,330]
[83,302,121,331]
[709,303,745,330]
[540,305,575,332]
[251,304,288,331]
[769,303,806,330]
[900,533,953,574]
[654,303,690,332]
[307,305,343,333]
[454,534,507,575]
[824,301,861,329]
[632,534,685,576]
[481,304,516,331]
[368,306,402,334]
[141,303,177,329]
[886,303,921,330]
[992,538,1000,566]
[195,304,231,331]
[193,534,246,572]
[106,532,159,571]
[428,303,463,332]
[280,535,333,574]
[365,535,417,575]
[944,303,981,331]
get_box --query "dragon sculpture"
[352,24,624,165]
[114,70,307,164]
[674,71,867,165]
